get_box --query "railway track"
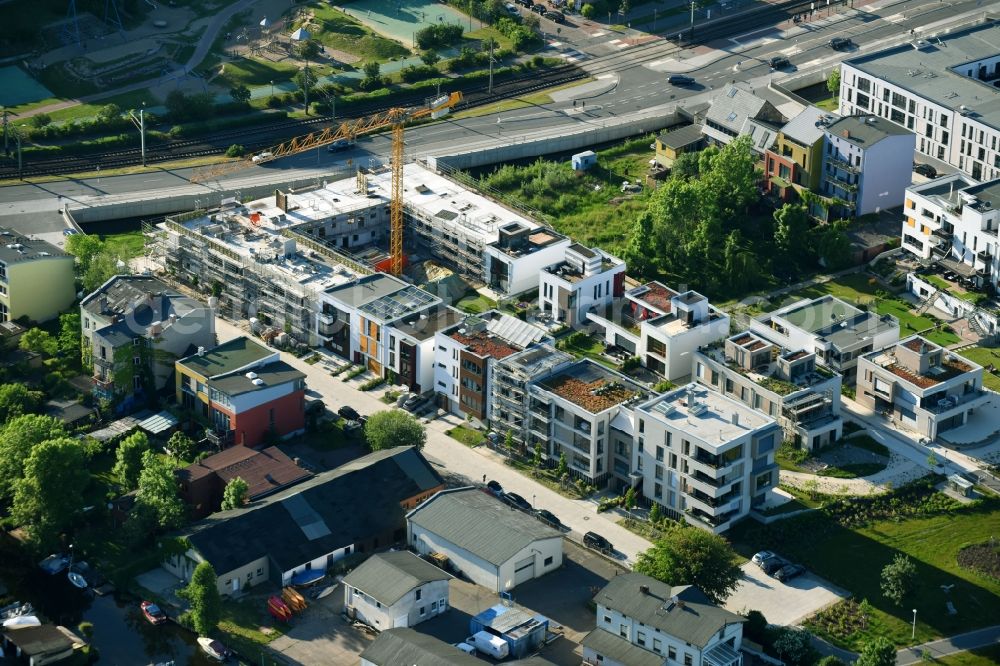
[0,0,830,179]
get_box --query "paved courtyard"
[724,562,848,627]
[267,586,375,665]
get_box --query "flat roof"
[0,227,70,264]
[393,306,465,341]
[779,296,860,333]
[177,336,274,378]
[658,124,705,149]
[323,272,409,307]
[639,384,774,448]
[629,281,677,313]
[826,115,913,147]
[359,284,440,322]
[537,359,646,414]
[208,360,305,396]
[844,22,1000,131]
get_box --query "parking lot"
[723,561,848,626]
[267,588,375,665]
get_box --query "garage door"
[514,556,535,585]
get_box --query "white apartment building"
[433,310,549,422]
[634,384,781,534]
[822,115,915,216]
[856,335,993,440]
[589,282,730,382]
[838,23,1000,181]
[539,242,626,326]
[903,174,1000,292]
[583,573,745,666]
[522,358,648,487]
[693,331,843,451]
[751,295,900,382]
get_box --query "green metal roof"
[177,336,273,378]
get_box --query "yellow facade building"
[0,227,76,324]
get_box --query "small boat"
[141,601,167,625]
[290,569,324,587]
[310,585,335,600]
[68,572,88,589]
[2,615,41,629]
[38,554,70,575]
[197,637,233,661]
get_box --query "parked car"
[543,10,564,22]
[338,405,361,421]
[775,564,806,582]
[531,3,545,12]
[828,37,852,50]
[141,601,167,625]
[584,531,614,555]
[913,162,938,178]
[667,74,694,85]
[535,509,562,529]
[401,393,424,412]
[515,0,533,7]
[768,55,790,69]
[761,557,787,576]
[505,2,519,13]
[62,228,79,237]
[251,151,274,163]
[752,550,776,566]
[486,480,504,496]
[327,139,352,152]
[501,492,532,512]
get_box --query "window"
[684,654,693,666]
[419,606,426,616]
[603,615,612,625]
[415,588,422,601]
[544,556,553,566]
[257,568,263,576]
[637,631,646,647]
[669,646,677,660]
[133,337,141,346]
[620,624,628,638]
[654,638,663,653]
[656,446,664,462]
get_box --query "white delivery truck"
[469,631,510,659]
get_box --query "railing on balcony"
[977,249,993,263]
[828,155,860,174]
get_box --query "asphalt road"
[0,0,994,237]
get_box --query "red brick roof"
[178,446,312,500]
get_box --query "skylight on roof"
[727,88,738,98]
[727,112,738,122]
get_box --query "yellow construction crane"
[191,91,463,276]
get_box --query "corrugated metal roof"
[407,488,560,566]
[342,551,451,606]
[137,410,179,435]
[488,313,547,349]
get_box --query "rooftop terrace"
[538,360,645,413]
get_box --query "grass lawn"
[466,27,514,50]
[955,346,1000,392]
[556,333,617,369]
[504,457,590,499]
[41,90,155,124]
[817,462,886,478]
[476,134,657,254]
[101,231,145,259]
[297,3,411,61]
[446,425,485,447]
[935,645,1000,665]
[456,292,497,313]
[730,502,1000,649]
[845,434,890,457]
[217,58,310,88]
[816,96,839,111]
[219,598,287,645]
[924,274,989,306]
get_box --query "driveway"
[723,562,847,626]
[267,584,375,666]
[213,318,654,567]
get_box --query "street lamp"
[532,494,536,508]
[912,609,918,639]
[270,79,274,97]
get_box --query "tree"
[881,554,917,606]
[859,598,873,629]
[622,212,656,279]
[360,61,383,90]
[623,486,637,513]
[0,414,65,505]
[19,328,58,357]
[364,410,426,451]
[167,431,197,462]
[671,152,701,179]
[113,431,150,490]
[296,39,320,61]
[136,450,185,529]
[179,561,222,636]
[504,430,514,454]
[229,84,251,105]
[30,113,52,129]
[165,90,190,120]
[827,68,841,96]
[97,103,122,124]
[856,636,896,666]
[420,49,440,67]
[581,2,595,17]
[532,443,542,468]
[65,233,105,273]
[293,67,318,98]
[817,656,848,666]
[556,451,568,477]
[773,203,812,271]
[83,251,124,292]
[812,219,852,270]
[12,438,89,549]
[225,144,246,158]
[58,312,82,363]
[634,526,742,604]
[221,476,249,511]
[772,628,817,666]
[649,502,662,524]
[742,609,770,644]
[0,382,44,422]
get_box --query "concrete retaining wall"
[69,172,351,225]
[428,108,682,170]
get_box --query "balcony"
[977,249,993,264]
[932,227,951,240]
[828,155,860,174]
[922,389,991,415]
